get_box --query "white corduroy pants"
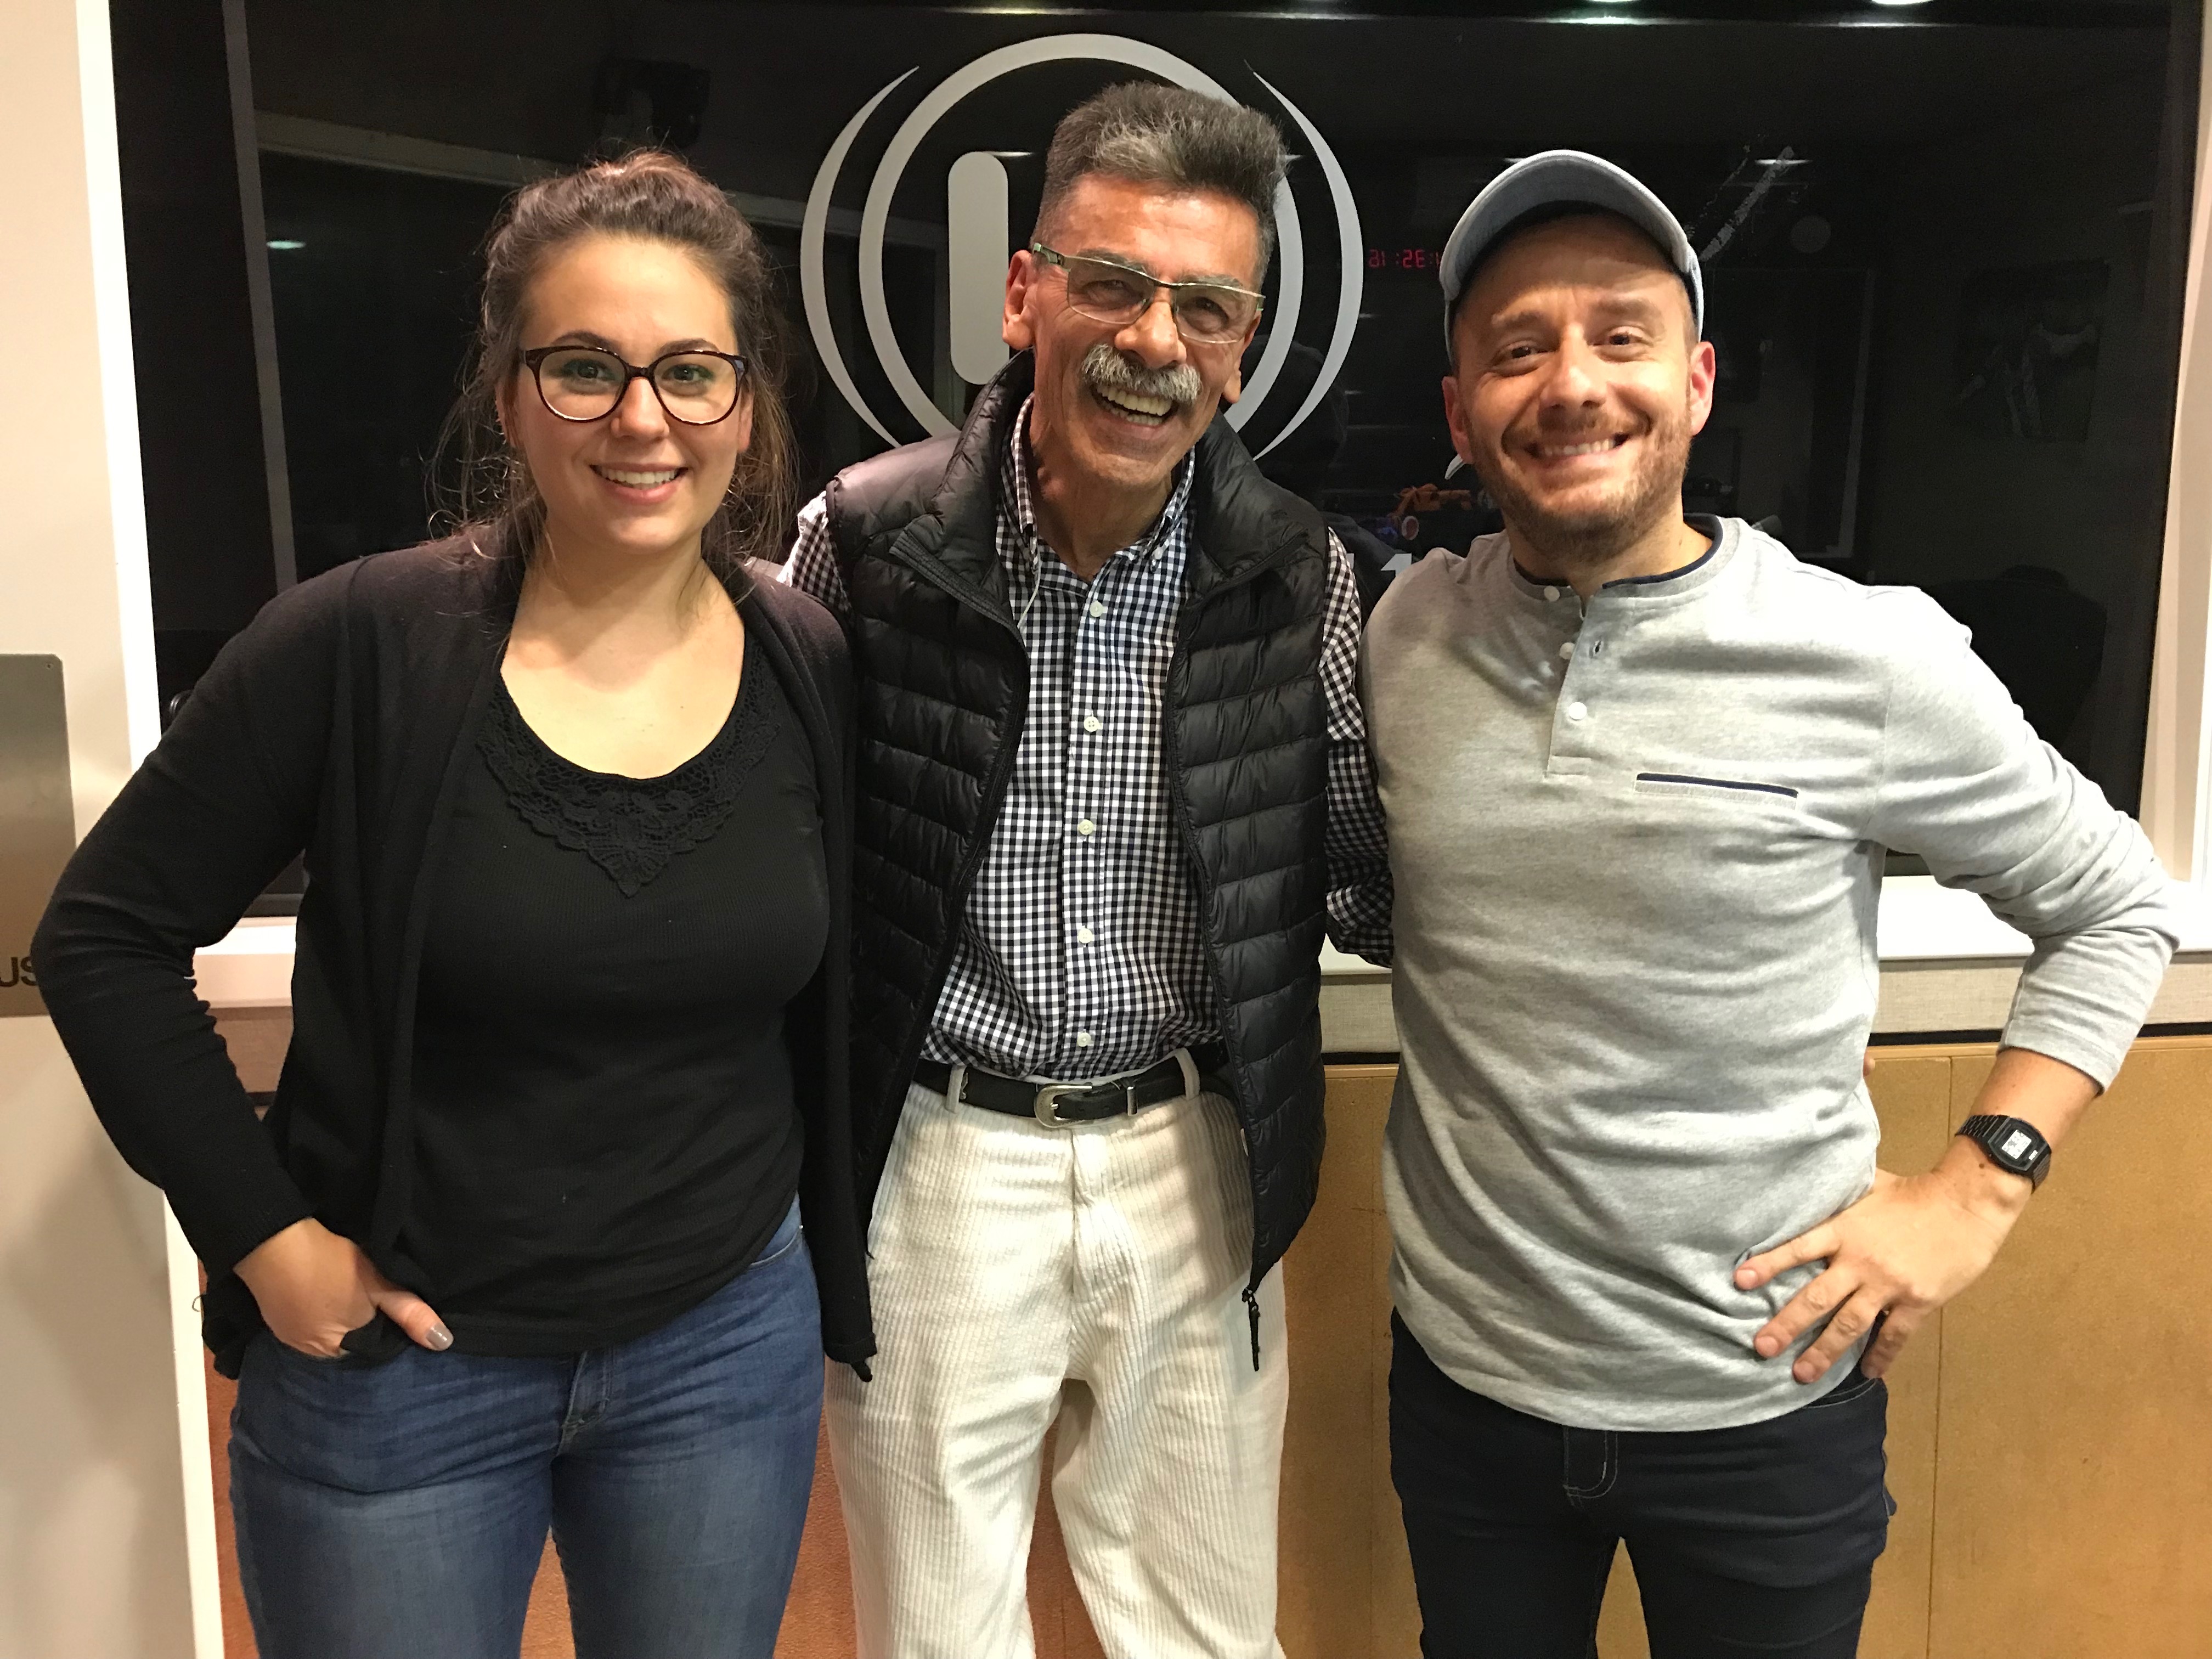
[825,1079,1290,1659]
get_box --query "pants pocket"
[749,1197,805,1269]
[1801,1365,1883,1412]
[233,1330,538,1494]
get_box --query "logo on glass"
[800,35,1363,453]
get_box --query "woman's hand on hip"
[235,1218,453,1358]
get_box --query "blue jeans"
[230,1202,821,1659]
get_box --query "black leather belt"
[916,1044,1227,1127]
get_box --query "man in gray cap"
[1360,150,2180,1654]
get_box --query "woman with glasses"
[33,151,868,1659]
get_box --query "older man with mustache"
[1363,151,2180,1657]
[780,83,1387,1659]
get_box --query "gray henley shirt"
[1363,516,2181,1431]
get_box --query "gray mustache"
[1082,344,1203,411]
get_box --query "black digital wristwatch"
[1957,1114,2053,1191]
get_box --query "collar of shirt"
[1503,514,1734,610]
[1000,393,1199,586]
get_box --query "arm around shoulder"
[776,493,850,620]
[1320,533,1393,964]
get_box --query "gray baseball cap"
[1438,150,1704,347]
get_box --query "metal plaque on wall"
[0,656,75,1016]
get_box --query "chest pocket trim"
[1635,772,1798,799]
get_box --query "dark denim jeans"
[230,1201,821,1659]
[1390,1313,1892,1659]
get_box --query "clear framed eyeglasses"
[1029,244,1265,346]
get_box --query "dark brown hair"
[1036,83,1286,280]
[439,150,798,582]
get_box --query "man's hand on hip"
[1735,1154,2027,1383]
[1733,1045,2100,1384]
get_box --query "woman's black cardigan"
[32,538,874,1378]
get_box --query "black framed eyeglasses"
[1029,244,1264,346]
[521,345,750,425]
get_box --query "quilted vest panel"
[826,358,1331,1292]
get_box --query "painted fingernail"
[426,1323,453,1351]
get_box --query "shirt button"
[1075,1031,1094,1048]
[1544,586,1561,601]
[1083,714,1102,733]
[1566,701,1589,722]
[1088,600,1107,618]
[1077,925,1094,944]
[1557,640,1575,660]
[1077,818,1096,837]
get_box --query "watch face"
[1999,1128,2038,1163]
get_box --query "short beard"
[1081,343,1203,417]
[1468,397,1694,579]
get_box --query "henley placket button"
[1557,640,1575,660]
[1544,586,1561,601]
[1566,701,1589,722]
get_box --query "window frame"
[2143,9,2212,907]
[252,21,2212,961]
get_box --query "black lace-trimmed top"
[405,656,827,1355]
[477,663,774,898]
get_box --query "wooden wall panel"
[209,1005,289,1094]
[1929,1037,2212,1659]
[1598,1553,1646,1657]
[1858,1054,1951,1659]
[200,1023,2212,1657]
[1280,1065,1389,1657]
[774,1432,855,1659]
[1595,1051,1952,1659]
[1290,1066,1424,1659]
[1369,1197,1423,1659]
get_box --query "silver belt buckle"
[1032,1078,1139,1127]
[1033,1082,1079,1127]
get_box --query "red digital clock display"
[1369,247,1443,271]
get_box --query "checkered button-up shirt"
[783,397,1390,1081]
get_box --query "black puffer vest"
[825,357,1333,1338]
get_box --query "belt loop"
[1172,1046,1201,1101]
[942,1063,967,1113]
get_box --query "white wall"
[0,1,217,1654]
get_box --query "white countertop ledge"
[193,917,296,1009]
[1318,874,2212,977]
[195,878,2212,1011]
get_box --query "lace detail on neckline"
[479,669,778,896]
